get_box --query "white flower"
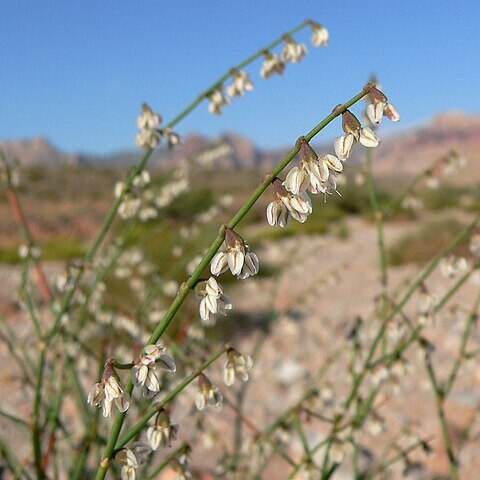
[120,449,138,480]
[334,110,381,159]
[281,35,307,63]
[469,230,480,256]
[268,178,312,226]
[136,129,161,149]
[223,349,253,386]
[163,127,181,148]
[366,86,400,124]
[131,343,176,394]
[197,277,233,323]
[309,21,329,47]
[137,103,162,130]
[207,87,230,115]
[195,374,223,410]
[115,181,126,198]
[359,127,381,148]
[118,195,141,219]
[334,134,355,160]
[147,410,178,450]
[210,227,259,279]
[260,51,285,78]
[132,170,151,188]
[440,254,468,278]
[417,284,436,315]
[139,207,158,221]
[283,139,329,195]
[266,197,290,227]
[87,364,130,417]
[401,194,422,211]
[227,69,254,97]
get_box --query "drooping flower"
[439,254,468,278]
[281,34,307,63]
[118,448,138,480]
[333,110,381,160]
[147,410,178,450]
[260,51,285,78]
[210,227,259,279]
[223,348,253,386]
[196,277,233,323]
[195,373,223,410]
[308,20,329,46]
[207,87,230,115]
[131,343,176,395]
[267,178,312,227]
[136,103,162,149]
[366,86,400,124]
[227,69,254,97]
[87,360,130,417]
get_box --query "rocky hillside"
[1,112,479,181]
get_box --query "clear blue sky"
[1,1,479,154]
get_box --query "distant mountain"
[1,112,479,182]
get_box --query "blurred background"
[1,2,480,479]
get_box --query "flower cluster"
[334,109,380,160]
[131,343,176,395]
[223,348,254,386]
[196,277,233,324]
[267,178,313,227]
[87,360,130,417]
[210,21,329,113]
[281,34,307,63]
[210,227,259,279]
[195,373,223,410]
[147,409,179,450]
[135,103,180,149]
[365,85,400,124]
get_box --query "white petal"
[210,251,228,276]
[206,293,218,313]
[206,277,221,296]
[359,128,380,148]
[334,134,354,160]
[384,103,400,121]
[366,102,383,124]
[266,202,278,226]
[199,298,210,321]
[324,154,343,173]
[228,250,244,276]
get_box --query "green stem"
[94,348,226,479]
[32,348,46,479]
[145,442,188,480]
[445,292,480,395]
[164,20,310,129]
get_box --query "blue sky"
[1,1,479,154]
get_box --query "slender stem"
[424,352,458,478]
[164,20,310,129]
[445,293,480,395]
[32,347,47,479]
[146,442,188,480]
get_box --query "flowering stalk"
[115,347,227,449]
[94,87,371,479]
